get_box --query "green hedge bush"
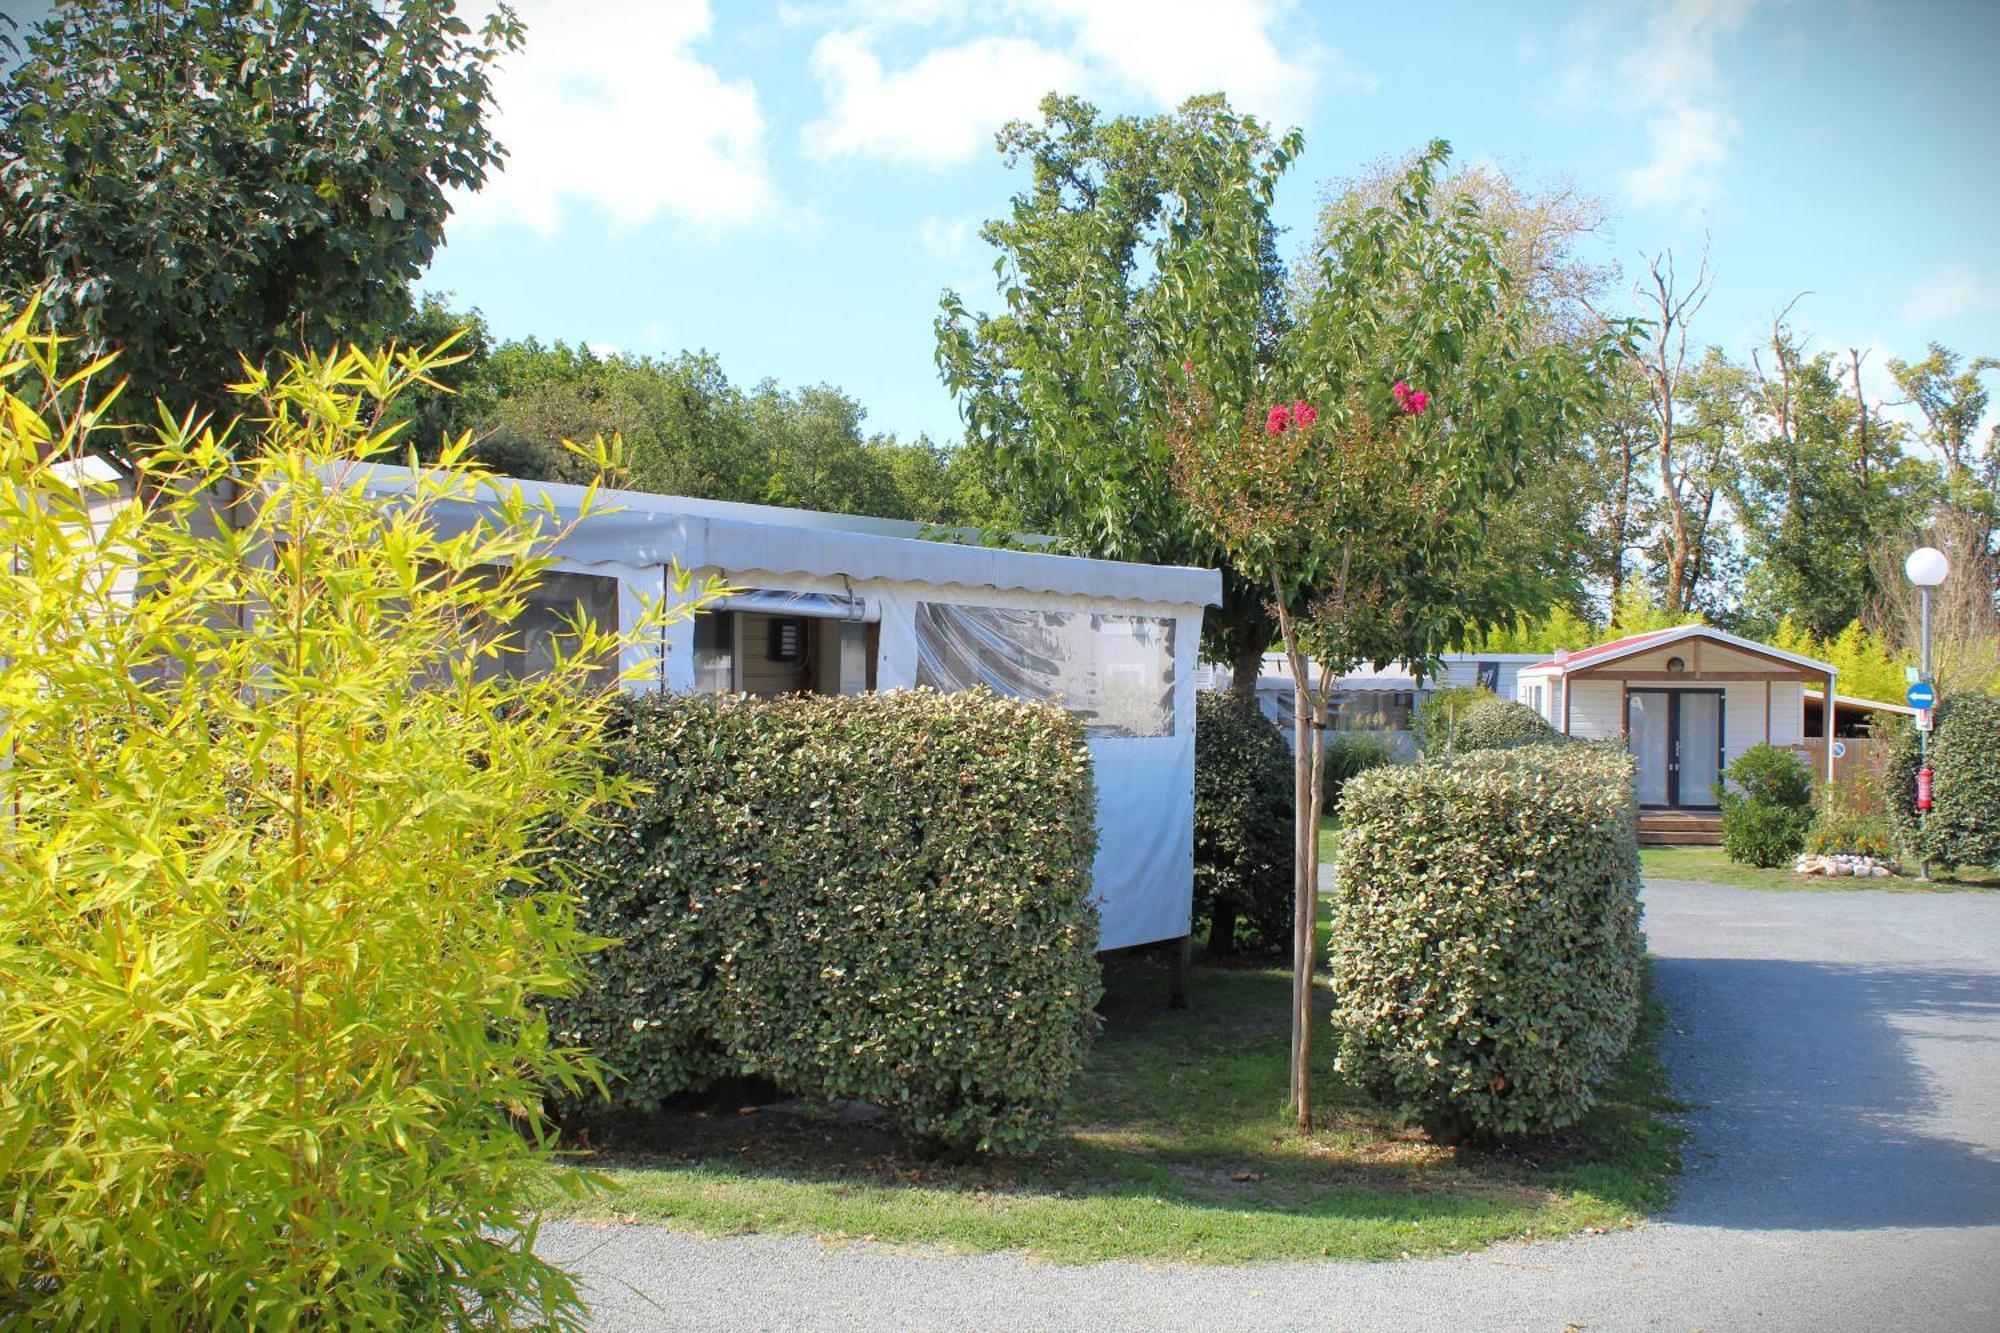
[1442,693,1565,754]
[1193,692,1295,954]
[544,689,1101,1152]
[1323,729,1398,814]
[1718,744,1813,867]
[1888,695,2000,868]
[1409,685,1486,754]
[1721,798,1812,867]
[1330,745,1645,1141]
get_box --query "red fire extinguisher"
[1917,766,1934,812]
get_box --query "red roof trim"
[1525,627,1682,672]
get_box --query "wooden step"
[1638,810,1722,846]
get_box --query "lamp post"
[1905,546,1949,879]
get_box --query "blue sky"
[421,0,2000,446]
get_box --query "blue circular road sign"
[1908,682,1937,709]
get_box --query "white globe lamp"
[1906,547,1949,587]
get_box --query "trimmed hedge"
[1330,745,1645,1141]
[544,689,1102,1152]
[1423,692,1566,755]
[1323,729,1398,814]
[1888,694,2000,868]
[1409,685,1486,754]
[1718,744,1813,868]
[1193,692,1295,954]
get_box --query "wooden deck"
[1638,809,1723,846]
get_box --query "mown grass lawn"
[1640,844,2000,893]
[537,937,1684,1265]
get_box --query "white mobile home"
[339,465,1221,952]
[1215,651,1548,756]
[1515,625,1838,804]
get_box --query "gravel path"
[540,878,2000,1331]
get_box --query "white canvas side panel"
[1567,679,1625,739]
[1087,736,1194,949]
[1086,606,1201,950]
[874,585,919,689]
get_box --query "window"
[913,602,1176,738]
[693,610,734,692]
[465,566,620,689]
[1532,684,1545,716]
[1333,691,1414,731]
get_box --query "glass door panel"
[1678,692,1722,807]
[1629,691,1670,806]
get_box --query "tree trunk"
[1228,634,1266,700]
[1271,572,1316,1133]
[1207,906,1238,957]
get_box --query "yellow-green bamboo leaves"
[0,307,707,1328]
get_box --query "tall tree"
[1635,245,1716,612]
[0,0,522,441]
[1890,344,2000,596]
[1735,316,1928,639]
[1169,142,1629,1127]
[1306,157,1625,622]
[936,93,1297,696]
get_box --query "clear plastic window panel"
[692,610,735,693]
[470,567,620,689]
[913,602,1175,738]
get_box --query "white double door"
[1628,689,1723,809]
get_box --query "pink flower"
[1265,404,1291,436]
[1292,400,1316,428]
[1392,381,1411,405]
[1408,390,1429,415]
[1182,359,1194,376]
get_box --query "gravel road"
[539,878,2000,1331]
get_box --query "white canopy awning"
[326,463,1223,610]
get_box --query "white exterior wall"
[1769,680,1805,745]
[1565,679,1624,738]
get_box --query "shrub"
[1721,799,1813,867]
[1330,746,1645,1141]
[1717,744,1813,868]
[1805,807,1896,861]
[0,329,667,1327]
[543,689,1101,1153]
[1887,695,2000,869]
[1721,742,1814,810]
[1323,729,1397,816]
[1194,692,1295,954]
[1409,685,1486,754]
[1450,694,1566,754]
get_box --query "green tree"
[936,93,1295,695]
[1730,319,1930,640]
[0,0,522,439]
[1307,156,1628,622]
[1890,344,1999,592]
[0,308,712,1326]
[1168,142,1629,1126]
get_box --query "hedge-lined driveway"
[542,877,2000,1332]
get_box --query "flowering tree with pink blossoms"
[1167,142,1632,1128]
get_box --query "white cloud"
[454,1,773,236]
[800,0,1353,169]
[1565,0,1757,212]
[917,214,978,261]
[1625,100,1736,208]
[585,341,622,359]
[1901,265,2000,325]
[805,30,1084,167]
